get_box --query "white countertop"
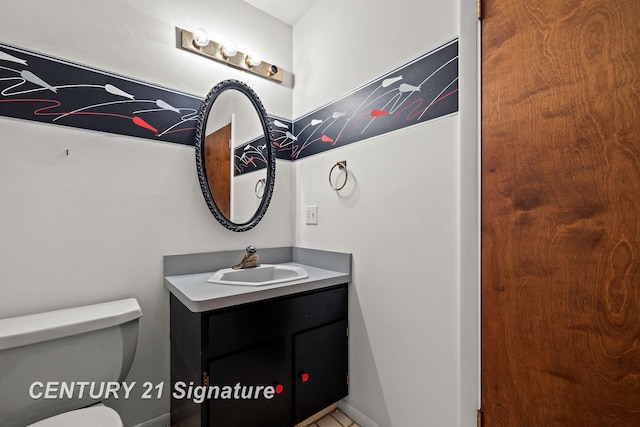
[164,262,350,312]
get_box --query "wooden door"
[481,0,640,425]
[205,123,232,219]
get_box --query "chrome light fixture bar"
[179,28,283,83]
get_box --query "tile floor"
[304,409,359,427]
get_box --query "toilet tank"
[0,298,142,426]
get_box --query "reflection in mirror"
[195,80,275,232]
[205,90,267,223]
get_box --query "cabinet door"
[294,320,349,423]
[207,338,290,427]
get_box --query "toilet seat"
[27,404,123,427]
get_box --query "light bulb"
[245,51,263,67]
[221,40,237,58]
[192,28,210,47]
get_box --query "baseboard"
[132,412,170,427]
[338,400,381,427]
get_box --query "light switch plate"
[305,205,318,225]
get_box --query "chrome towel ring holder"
[255,178,266,199]
[329,161,348,191]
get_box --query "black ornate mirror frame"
[195,79,276,232]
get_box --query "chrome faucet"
[232,246,260,270]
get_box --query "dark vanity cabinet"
[170,284,348,427]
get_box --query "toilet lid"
[27,405,123,427]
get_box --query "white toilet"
[0,298,142,426]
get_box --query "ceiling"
[242,0,318,25]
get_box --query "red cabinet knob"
[299,371,310,382]
[273,382,284,394]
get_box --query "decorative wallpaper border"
[0,42,202,145]
[234,39,459,173]
[233,116,292,176]
[0,39,458,174]
[287,39,459,160]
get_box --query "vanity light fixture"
[192,28,210,47]
[179,28,283,83]
[220,40,238,58]
[245,51,262,68]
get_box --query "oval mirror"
[195,80,276,232]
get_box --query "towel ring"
[255,178,266,199]
[329,161,348,191]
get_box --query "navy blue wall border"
[289,39,458,160]
[234,116,292,176]
[0,39,458,171]
[0,43,203,146]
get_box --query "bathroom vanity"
[164,247,351,427]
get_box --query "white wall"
[0,1,293,425]
[233,171,267,223]
[293,1,478,426]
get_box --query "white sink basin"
[207,264,309,287]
